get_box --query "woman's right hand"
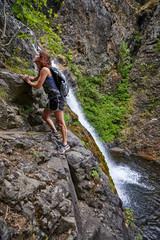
[23,75,30,83]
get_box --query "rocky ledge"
[0,129,136,240]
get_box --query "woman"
[23,51,70,154]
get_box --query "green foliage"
[134,30,142,49]
[72,121,81,126]
[77,41,132,143]
[18,31,31,40]
[33,150,40,159]
[117,41,132,78]
[124,208,136,227]
[92,170,99,180]
[77,74,128,142]
[154,38,160,51]
[135,234,143,240]
[5,49,34,75]
[65,49,73,61]
[10,0,65,55]
[108,182,115,191]
[10,0,74,67]
[64,112,72,126]
[140,62,157,74]
[0,86,8,101]
[98,163,102,175]
[28,131,37,136]
[68,62,82,79]
[55,0,64,3]
[148,97,158,111]
[20,104,32,115]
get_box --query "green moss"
[92,170,99,180]
[124,208,136,227]
[5,56,34,75]
[27,131,37,136]
[0,86,8,101]
[135,234,143,240]
[19,104,32,116]
[64,112,72,126]
[154,38,160,51]
[139,62,158,75]
[134,30,142,49]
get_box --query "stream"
[66,89,160,240]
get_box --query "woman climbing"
[23,51,70,154]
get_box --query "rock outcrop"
[0,129,135,240]
[0,0,37,68]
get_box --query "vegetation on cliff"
[10,0,65,55]
[77,41,132,143]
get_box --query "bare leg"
[42,108,58,132]
[54,111,67,145]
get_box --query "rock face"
[0,130,135,240]
[0,70,33,104]
[0,69,32,130]
[0,69,48,130]
[119,3,160,161]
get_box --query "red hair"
[39,51,51,70]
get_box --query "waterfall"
[66,88,148,206]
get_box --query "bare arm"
[24,67,49,89]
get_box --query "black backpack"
[49,67,69,98]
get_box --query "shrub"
[124,208,136,227]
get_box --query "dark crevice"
[63,159,85,240]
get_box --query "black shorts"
[47,96,65,112]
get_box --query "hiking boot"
[58,144,70,154]
[52,131,60,138]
